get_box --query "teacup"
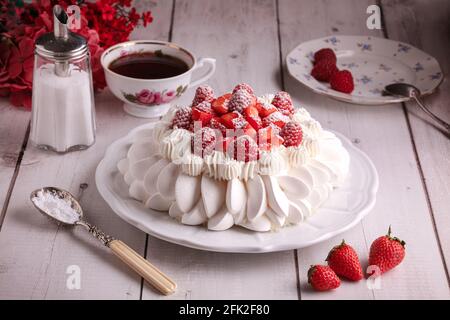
[101,40,216,118]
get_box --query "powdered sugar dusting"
[32,190,80,224]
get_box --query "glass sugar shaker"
[30,5,96,153]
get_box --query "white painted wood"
[0,0,173,299]
[381,0,450,286]
[142,0,299,300]
[279,0,450,299]
[0,103,29,218]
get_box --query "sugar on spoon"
[384,83,450,133]
[30,186,176,295]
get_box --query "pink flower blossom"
[161,90,176,103]
[137,89,155,104]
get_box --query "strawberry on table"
[308,265,340,291]
[272,91,294,116]
[232,83,254,95]
[243,106,262,130]
[212,93,232,114]
[368,226,406,275]
[326,240,363,281]
[172,106,192,130]
[330,70,354,94]
[314,48,337,65]
[311,59,339,82]
[192,101,214,126]
[255,101,277,118]
[192,84,215,106]
[228,89,256,113]
[262,111,290,129]
[280,121,303,147]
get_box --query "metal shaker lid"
[35,5,88,60]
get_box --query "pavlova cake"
[117,83,350,232]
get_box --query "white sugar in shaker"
[30,5,96,153]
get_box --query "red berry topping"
[227,135,258,162]
[326,240,364,281]
[192,101,213,126]
[211,93,232,115]
[243,106,262,130]
[228,89,256,114]
[272,91,294,116]
[308,265,340,291]
[232,83,254,95]
[220,111,248,130]
[243,123,257,139]
[262,111,290,129]
[280,121,303,147]
[368,226,406,275]
[257,126,284,151]
[191,127,217,158]
[314,48,337,65]
[192,84,215,106]
[311,59,339,82]
[256,101,277,118]
[330,70,354,94]
[172,106,192,130]
[210,116,227,136]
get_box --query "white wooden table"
[0,0,449,300]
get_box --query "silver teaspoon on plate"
[385,83,450,133]
[30,186,176,295]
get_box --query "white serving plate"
[96,123,379,253]
[286,35,443,105]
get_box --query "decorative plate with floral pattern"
[286,35,443,105]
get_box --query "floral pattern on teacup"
[122,85,188,106]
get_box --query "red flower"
[101,4,115,21]
[142,11,153,27]
[137,89,155,104]
[8,37,34,84]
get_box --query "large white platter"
[96,123,379,253]
[286,35,443,105]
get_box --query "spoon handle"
[413,96,450,132]
[108,240,176,295]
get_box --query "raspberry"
[191,127,217,158]
[228,89,255,114]
[311,59,338,82]
[272,91,294,116]
[172,106,192,130]
[262,111,290,128]
[192,85,215,106]
[227,135,258,162]
[330,70,354,94]
[280,121,303,147]
[314,48,337,65]
[232,83,254,95]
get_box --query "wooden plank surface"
[141,0,300,300]
[381,0,450,284]
[279,0,450,299]
[0,0,173,299]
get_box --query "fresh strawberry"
[210,116,227,136]
[192,101,213,126]
[326,240,363,281]
[311,59,339,82]
[258,126,284,151]
[228,89,256,114]
[262,111,290,129]
[220,111,248,129]
[272,91,294,116]
[211,93,232,114]
[192,84,215,106]
[243,106,262,130]
[243,123,257,138]
[255,101,277,118]
[172,106,192,130]
[368,226,406,275]
[227,135,259,162]
[314,48,337,65]
[280,121,303,147]
[191,127,217,158]
[232,83,254,95]
[330,70,354,94]
[308,265,340,291]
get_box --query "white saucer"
[96,123,379,253]
[286,35,443,105]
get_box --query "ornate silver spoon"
[30,186,176,295]
[385,83,450,133]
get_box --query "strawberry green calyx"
[386,226,406,247]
